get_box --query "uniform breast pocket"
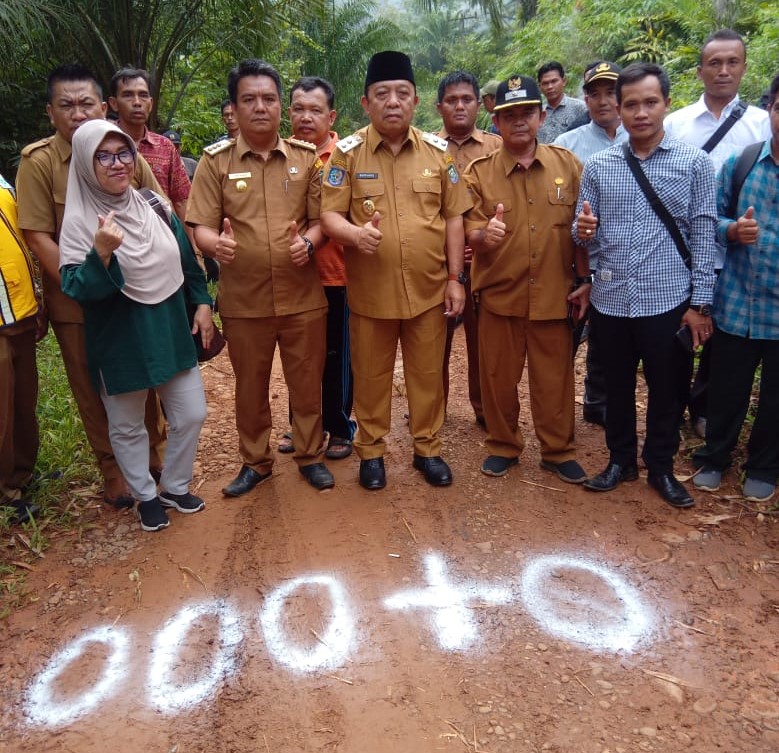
[546,189,575,226]
[352,181,386,223]
[412,179,442,218]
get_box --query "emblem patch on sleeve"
[327,166,346,186]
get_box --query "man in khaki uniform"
[16,64,166,507]
[188,58,334,495]
[321,51,472,491]
[465,75,591,482]
[436,70,502,427]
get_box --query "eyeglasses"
[94,149,135,168]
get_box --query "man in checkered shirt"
[573,63,717,509]
[692,72,779,504]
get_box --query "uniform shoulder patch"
[203,138,234,157]
[421,132,448,152]
[287,137,317,151]
[21,136,54,157]
[335,133,364,153]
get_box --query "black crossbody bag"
[622,143,691,269]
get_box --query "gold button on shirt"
[186,134,326,318]
[321,125,472,319]
[464,143,582,320]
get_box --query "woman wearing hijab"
[59,119,214,532]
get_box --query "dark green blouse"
[61,215,212,395]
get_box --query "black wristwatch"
[302,236,314,259]
[690,304,712,316]
[574,274,593,286]
[448,271,469,284]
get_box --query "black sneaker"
[159,490,206,514]
[136,498,170,532]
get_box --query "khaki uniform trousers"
[0,322,38,498]
[350,305,446,459]
[223,309,327,473]
[478,307,575,462]
[51,321,166,483]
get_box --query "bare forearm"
[24,230,61,280]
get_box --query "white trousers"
[101,367,206,502]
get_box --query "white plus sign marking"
[383,553,512,650]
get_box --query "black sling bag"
[700,102,746,153]
[622,143,691,269]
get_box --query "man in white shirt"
[664,28,770,438]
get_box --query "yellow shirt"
[464,143,582,319]
[321,125,472,319]
[16,132,162,323]
[186,134,326,318]
[0,178,37,327]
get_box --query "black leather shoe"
[647,473,694,508]
[583,462,639,492]
[582,407,606,427]
[300,462,335,490]
[222,464,272,497]
[359,458,386,490]
[412,455,453,487]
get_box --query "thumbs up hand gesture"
[356,211,382,254]
[288,219,312,267]
[484,202,506,250]
[94,211,123,263]
[576,200,598,241]
[216,217,237,264]
[731,206,758,245]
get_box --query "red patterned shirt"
[137,128,190,205]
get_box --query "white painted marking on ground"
[259,575,354,672]
[25,625,129,726]
[147,600,243,712]
[520,554,653,653]
[384,553,512,650]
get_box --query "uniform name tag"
[356,172,378,179]
[228,172,252,180]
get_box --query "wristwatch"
[574,274,593,286]
[690,304,712,316]
[302,236,314,259]
[448,271,468,284]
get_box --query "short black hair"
[616,62,670,104]
[290,76,336,109]
[769,73,779,109]
[227,59,282,104]
[537,61,564,81]
[437,71,480,104]
[220,98,232,114]
[46,64,102,103]
[110,67,152,98]
[699,28,746,65]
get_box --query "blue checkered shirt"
[574,135,717,317]
[714,139,779,340]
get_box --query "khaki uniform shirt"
[186,134,326,318]
[464,143,582,320]
[321,125,472,319]
[16,132,161,323]
[437,127,502,174]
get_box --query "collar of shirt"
[366,123,417,153]
[545,94,570,113]
[497,141,562,175]
[319,131,339,162]
[235,133,289,159]
[626,132,675,159]
[438,127,486,146]
[53,131,72,163]
[688,93,743,123]
[138,127,165,148]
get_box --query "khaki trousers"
[51,321,166,482]
[0,323,38,497]
[478,308,575,462]
[223,310,327,473]
[350,305,446,459]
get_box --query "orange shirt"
[186,134,326,318]
[315,132,346,286]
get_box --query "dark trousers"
[693,329,779,483]
[322,286,355,440]
[572,313,607,415]
[591,301,687,475]
[443,277,482,420]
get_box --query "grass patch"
[1,331,100,614]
